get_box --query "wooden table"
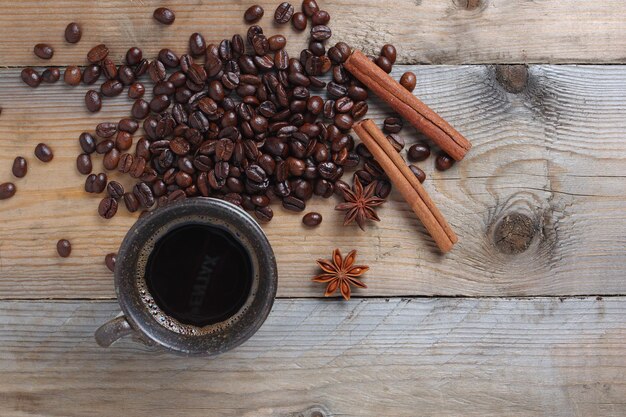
[1,1,625,416]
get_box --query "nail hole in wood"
[493,212,537,254]
[495,64,529,93]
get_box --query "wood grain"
[2,0,626,66]
[0,297,624,416]
[1,65,625,299]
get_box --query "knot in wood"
[453,0,484,10]
[495,65,528,93]
[493,212,537,254]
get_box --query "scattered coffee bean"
[98,197,118,219]
[42,67,61,83]
[292,12,307,30]
[435,153,455,171]
[87,44,109,63]
[375,55,393,73]
[34,143,53,162]
[12,157,27,178]
[126,47,143,65]
[302,0,319,16]
[407,142,430,162]
[0,182,16,200]
[386,134,405,152]
[375,179,392,199]
[275,2,294,23]
[312,10,330,25]
[153,7,175,24]
[85,90,102,112]
[381,44,397,64]
[123,192,140,212]
[21,68,41,87]
[34,43,54,59]
[268,34,287,51]
[189,33,206,56]
[244,4,264,22]
[409,164,426,183]
[107,181,125,200]
[133,182,154,208]
[56,239,71,257]
[96,122,117,138]
[103,148,121,170]
[400,71,416,92]
[82,64,102,85]
[76,153,93,175]
[104,253,117,272]
[64,66,82,86]
[128,82,145,99]
[85,172,107,193]
[79,132,97,154]
[302,211,322,226]
[383,116,403,133]
[311,25,332,41]
[64,22,82,43]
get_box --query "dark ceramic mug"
[95,198,277,356]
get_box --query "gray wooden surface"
[0,0,625,416]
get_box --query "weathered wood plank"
[0,298,624,416]
[0,65,625,298]
[1,0,626,66]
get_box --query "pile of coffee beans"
[8,0,455,258]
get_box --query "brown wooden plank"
[0,298,625,416]
[2,0,626,66]
[0,65,625,299]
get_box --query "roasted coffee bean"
[118,153,134,174]
[383,117,403,133]
[317,161,338,180]
[327,81,347,98]
[98,197,118,219]
[34,43,54,59]
[123,192,140,212]
[34,143,53,162]
[208,80,225,102]
[95,140,113,155]
[56,239,71,258]
[96,122,117,138]
[375,55,393,73]
[101,79,123,96]
[381,44,397,64]
[80,64,100,84]
[302,0,319,16]
[375,179,392,198]
[335,96,354,113]
[312,9,330,25]
[128,82,145,99]
[149,94,171,113]
[76,153,92,174]
[231,34,245,58]
[21,67,41,87]
[386,134,405,152]
[302,211,322,226]
[188,33,206,57]
[245,164,267,183]
[435,153,455,171]
[42,67,61,83]
[334,113,353,131]
[327,46,343,64]
[148,59,166,82]
[103,148,121,170]
[407,142,430,162]
[79,132,96,154]
[134,58,149,77]
[64,66,82,86]
[409,164,426,183]
[323,99,336,119]
[158,48,179,68]
[351,101,368,119]
[153,7,175,24]
[65,22,82,43]
[244,4,264,22]
[282,195,305,211]
[117,118,138,134]
[133,182,154,207]
[87,44,109,63]
[104,253,117,272]
[311,25,332,41]
[348,85,368,101]
[102,58,118,79]
[126,47,142,65]
[0,182,16,200]
[400,71,417,92]
[107,181,124,200]
[268,34,287,52]
[255,206,273,222]
[131,99,149,119]
[12,157,27,178]
[336,41,351,59]
[275,2,294,23]
[309,41,325,56]
[83,89,103,113]
[85,173,107,193]
[252,34,269,56]
[314,178,334,198]
[292,11,307,30]
[117,65,135,85]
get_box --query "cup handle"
[95,315,134,347]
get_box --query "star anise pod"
[335,176,385,230]
[312,248,369,300]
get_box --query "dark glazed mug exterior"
[95,197,278,356]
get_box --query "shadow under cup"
[96,198,278,356]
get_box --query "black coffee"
[145,224,252,327]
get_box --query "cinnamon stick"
[345,50,471,161]
[353,119,457,253]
